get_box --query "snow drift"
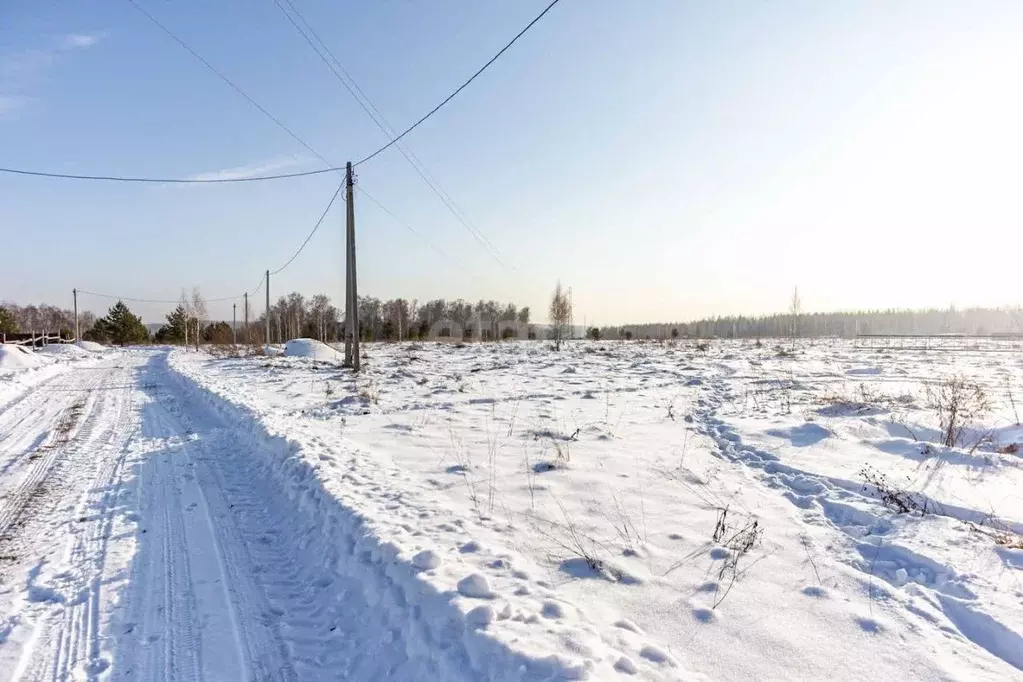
[36,343,90,359]
[0,344,48,370]
[283,338,343,362]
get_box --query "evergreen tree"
[155,305,188,344]
[202,321,232,344]
[91,301,150,346]
[0,306,19,334]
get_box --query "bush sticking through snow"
[926,375,991,449]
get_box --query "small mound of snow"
[283,338,342,362]
[466,604,495,628]
[76,340,105,352]
[36,343,89,358]
[766,422,833,447]
[0,344,49,370]
[457,573,495,599]
[412,550,441,570]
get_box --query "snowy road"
[0,351,421,681]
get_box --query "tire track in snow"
[0,368,108,547]
[113,357,316,680]
[34,363,141,681]
[141,353,429,680]
[1,360,135,679]
[128,374,348,679]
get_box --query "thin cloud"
[0,32,104,119]
[185,157,311,182]
[62,33,104,50]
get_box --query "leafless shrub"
[926,375,990,449]
[860,465,933,514]
[1004,375,1020,426]
[966,520,1023,549]
[606,493,641,552]
[710,506,765,608]
[358,378,380,405]
[448,423,480,518]
[530,498,627,581]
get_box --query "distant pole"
[232,303,237,345]
[73,288,79,342]
[243,292,249,344]
[345,161,360,371]
[265,269,271,347]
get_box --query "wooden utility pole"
[265,269,271,347]
[73,288,79,342]
[344,161,360,371]
[232,303,237,345]
[243,292,249,344]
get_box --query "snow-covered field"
[0,339,1020,680]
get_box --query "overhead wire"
[125,0,341,175]
[269,181,344,275]
[353,0,564,167]
[356,185,464,269]
[0,165,343,184]
[272,0,509,269]
[77,289,243,304]
[76,180,337,306]
[2,0,563,190]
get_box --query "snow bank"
[283,338,343,362]
[166,350,605,681]
[0,344,49,370]
[77,340,105,352]
[36,343,90,358]
[0,344,73,410]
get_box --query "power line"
[3,0,563,192]
[0,165,343,184]
[125,0,342,176]
[250,273,266,296]
[78,289,243,304]
[76,179,336,308]
[273,0,508,269]
[270,182,344,275]
[357,185,464,269]
[354,0,564,167]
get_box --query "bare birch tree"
[190,287,207,351]
[549,281,572,351]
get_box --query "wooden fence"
[1,332,73,348]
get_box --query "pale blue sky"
[1,0,1021,326]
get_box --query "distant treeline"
[600,306,1023,340]
[0,301,96,336]
[252,295,533,344]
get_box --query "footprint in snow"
[691,607,716,624]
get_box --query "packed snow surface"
[0,339,1020,680]
[76,340,105,352]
